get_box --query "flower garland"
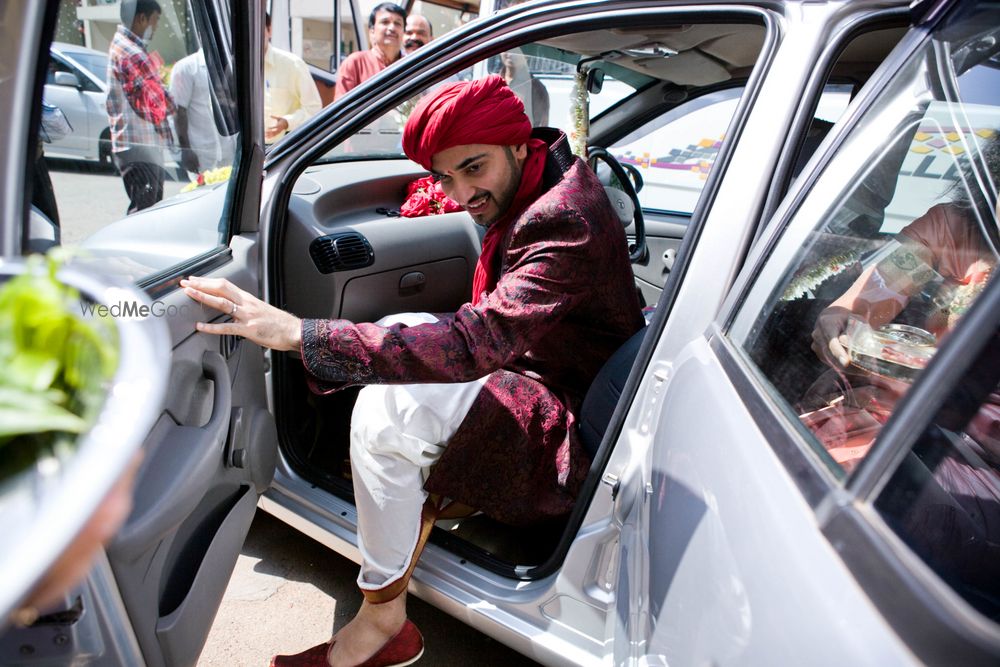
[180,165,232,193]
[781,251,860,301]
[569,70,590,158]
[944,266,993,326]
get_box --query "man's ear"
[513,143,528,161]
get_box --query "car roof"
[51,41,105,57]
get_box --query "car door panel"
[623,334,914,665]
[5,1,273,663]
[628,214,687,306]
[93,0,271,660]
[102,239,274,666]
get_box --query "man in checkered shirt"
[107,0,176,214]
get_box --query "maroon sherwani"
[301,131,643,525]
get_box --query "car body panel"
[631,334,915,665]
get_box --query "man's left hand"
[180,276,302,352]
[265,115,290,141]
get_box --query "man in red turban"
[181,74,643,667]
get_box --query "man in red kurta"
[333,3,405,100]
[182,75,642,667]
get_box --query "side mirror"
[54,71,81,88]
[586,68,605,95]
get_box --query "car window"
[67,51,109,82]
[729,1,1000,617]
[607,86,851,215]
[729,8,1000,480]
[320,36,651,162]
[608,88,741,215]
[874,367,1000,619]
[28,0,241,284]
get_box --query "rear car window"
[729,3,1000,616]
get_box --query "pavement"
[47,159,186,245]
[197,511,542,667]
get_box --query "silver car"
[3,0,1000,665]
[44,42,112,165]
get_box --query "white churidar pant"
[349,313,489,593]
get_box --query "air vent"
[309,232,375,274]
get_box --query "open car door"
[1,1,274,665]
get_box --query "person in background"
[334,3,406,100]
[403,14,433,53]
[264,12,322,143]
[106,0,175,214]
[170,48,236,174]
[499,49,549,127]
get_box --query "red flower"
[400,175,461,218]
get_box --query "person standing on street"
[170,48,236,174]
[333,3,406,100]
[107,0,175,214]
[264,12,323,143]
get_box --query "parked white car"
[43,42,112,165]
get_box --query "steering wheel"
[587,146,646,263]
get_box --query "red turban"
[403,75,533,171]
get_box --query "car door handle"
[662,248,676,273]
[399,271,426,290]
[111,351,232,558]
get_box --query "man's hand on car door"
[181,276,302,352]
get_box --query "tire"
[98,130,113,170]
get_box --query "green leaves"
[0,252,119,479]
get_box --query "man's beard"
[404,38,425,50]
[478,146,523,228]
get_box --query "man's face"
[369,10,403,54]
[404,16,432,51]
[264,21,272,54]
[431,143,527,227]
[133,11,160,40]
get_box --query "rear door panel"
[629,214,687,306]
